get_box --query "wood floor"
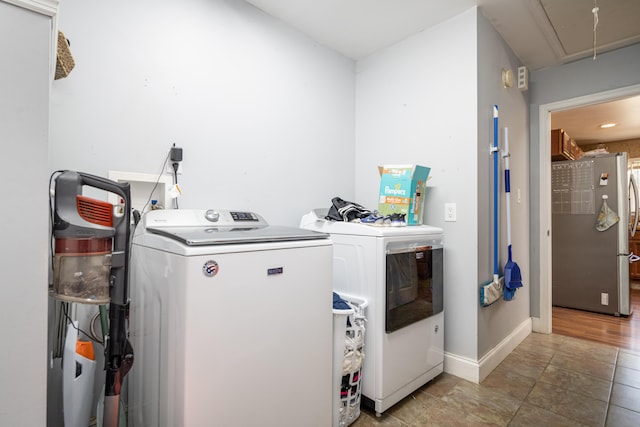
[552,287,640,353]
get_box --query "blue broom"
[480,105,504,307]
[503,127,522,300]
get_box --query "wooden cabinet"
[568,136,583,160]
[551,128,583,161]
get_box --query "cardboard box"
[378,165,430,225]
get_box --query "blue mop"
[503,127,522,300]
[480,105,504,307]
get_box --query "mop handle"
[493,105,499,276]
[504,127,512,247]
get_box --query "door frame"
[3,0,58,79]
[535,83,640,334]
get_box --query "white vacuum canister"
[63,321,96,427]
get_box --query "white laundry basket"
[333,293,367,427]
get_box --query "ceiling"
[243,0,640,144]
[243,0,640,69]
[551,96,640,146]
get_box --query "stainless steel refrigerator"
[552,152,638,316]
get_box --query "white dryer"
[301,209,444,415]
[128,209,333,427]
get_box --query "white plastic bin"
[333,293,368,427]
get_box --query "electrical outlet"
[166,160,183,175]
[166,145,183,175]
[444,203,456,222]
[601,293,609,305]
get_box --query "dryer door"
[385,242,443,333]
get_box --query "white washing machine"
[128,209,333,427]
[301,209,444,415]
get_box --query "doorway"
[537,83,640,334]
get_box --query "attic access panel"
[541,0,640,55]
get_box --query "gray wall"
[47,0,544,416]
[529,43,640,318]
[354,8,531,362]
[52,0,356,227]
[50,0,356,424]
[56,1,528,368]
[0,2,51,425]
[355,9,480,359]
[476,10,530,358]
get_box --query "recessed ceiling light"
[600,123,616,128]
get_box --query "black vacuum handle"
[77,171,131,203]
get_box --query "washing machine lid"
[147,225,327,246]
[142,209,328,246]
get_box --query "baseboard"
[443,352,480,383]
[532,315,552,334]
[443,317,532,383]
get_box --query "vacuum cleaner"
[51,170,133,427]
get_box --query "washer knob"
[204,209,220,222]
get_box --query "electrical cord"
[592,0,599,60]
[89,310,105,344]
[132,145,173,254]
[48,170,67,286]
[172,161,180,209]
[53,302,105,358]
[127,145,176,304]
[51,301,69,359]
[140,148,171,215]
[63,303,102,344]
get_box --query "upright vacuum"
[50,170,133,427]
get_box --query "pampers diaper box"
[377,165,430,225]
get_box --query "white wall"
[52,0,356,227]
[355,9,479,360]
[0,2,52,425]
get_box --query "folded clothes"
[343,349,364,374]
[326,196,372,222]
[333,292,351,310]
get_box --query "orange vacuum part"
[76,195,113,227]
[76,340,95,360]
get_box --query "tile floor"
[351,332,640,426]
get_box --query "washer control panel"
[144,209,268,229]
[229,211,259,221]
[204,210,259,223]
